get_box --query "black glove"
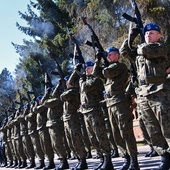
[129,27,140,41]
[75,63,82,71]
[95,51,103,62]
[81,72,86,81]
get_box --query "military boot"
[128,156,140,170]
[26,159,35,169]
[86,150,92,159]
[111,149,119,158]
[43,158,55,170]
[100,154,114,170]
[94,155,104,170]
[55,157,69,170]
[119,154,130,170]
[157,152,170,170]
[16,159,22,169]
[19,159,27,169]
[34,159,45,169]
[6,160,13,168]
[11,160,18,168]
[2,157,7,167]
[74,158,88,170]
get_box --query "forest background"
[0,0,169,121]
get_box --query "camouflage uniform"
[93,60,138,158]
[11,109,27,168]
[120,39,170,155]
[0,119,13,167]
[17,106,35,168]
[60,86,87,158]
[25,102,45,169]
[43,84,69,169]
[69,70,112,169]
[33,96,55,169]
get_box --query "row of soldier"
[0,21,170,170]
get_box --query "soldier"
[33,95,55,170]
[60,75,88,170]
[0,117,13,167]
[11,107,27,168]
[25,100,45,169]
[93,47,139,170]
[69,61,114,170]
[120,22,170,170]
[17,104,36,169]
[43,82,69,170]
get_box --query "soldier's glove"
[95,51,103,62]
[75,63,82,71]
[80,72,86,81]
[46,87,52,94]
[129,26,140,42]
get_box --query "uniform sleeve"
[60,89,78,101]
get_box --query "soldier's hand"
[75,63,82,71]
[95,51,103,62]
[130,27,140,41]
[80,72,86,81]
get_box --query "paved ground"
[0,144,161,170]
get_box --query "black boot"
[11,160,18,168]
[128,156,140,170]
[111,149,119,158]
[16,159,22,169]
[26,159,36,169]
[86,150,92,159]
[2,157,7,167]
[150,149,159,157]
[94,156,104,170]
[119,154,130,170]
[34,159,45,169]
[157,152,170,170]
[145,145,154,157]
[43,159,55,170]
[74,158,88,170]
[6,160,13,168]
[55,157,69,170]
[19,159,27,169]
[100,154,114,170]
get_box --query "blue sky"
[0,0,34,75]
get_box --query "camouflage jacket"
[120,39,170,96]
[69,70,104,113]
[60,87,80,121]
[93,61,129,107]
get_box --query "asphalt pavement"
[0,144,161,170]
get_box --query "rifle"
[122,0,145,49]
[79,14,109,67]
[37,59,54,92]
[22,84,36,103]
[46,48,66,90]
[66,28,85,67]
[14,89,24,109]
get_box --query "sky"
[0,0,35,75]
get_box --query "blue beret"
[85,61,94,68]
[105,46,119,55]
[142,23,161,35]
[36,96,42,102]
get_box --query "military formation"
[0,10,170,170]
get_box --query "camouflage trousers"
[22,134,35,161]
[64,113,86,159]
[4,142,13,162]
[108,101,138,157]
[14,137,26,161]
[138,90,170,155]
[48,121,67,159]
[30,131,44,161]
[38,127,54,160]
[83,107,111,156]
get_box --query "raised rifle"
[66,27,85,67]
[79,14,109,67]
[46,48,66,90]
[122,0,144,49]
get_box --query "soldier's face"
[107,51,119,62]
[145,30,161,43]
[86,66,93,75]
